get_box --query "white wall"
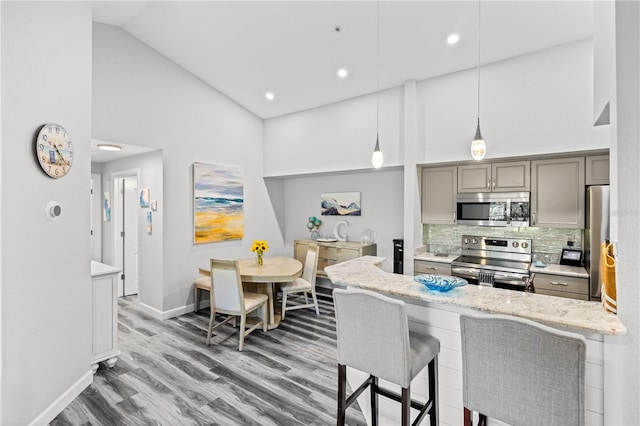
[417,39,609,163]
[281,169,404,272]
[1,2,93,424]
[611,2,640,423]
[92,23,283,314]
[99,150,164,311]
[265,39,608,176]
[264,87,403,177]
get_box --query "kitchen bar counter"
[325,256,625,425]
[325,256,624,335]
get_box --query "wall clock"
[35,123,73,178]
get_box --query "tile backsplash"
[422,225,582,264]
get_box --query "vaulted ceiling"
[92,1,594,120]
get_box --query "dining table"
[199,256,303,329]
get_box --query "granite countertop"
[414,252,458,263]
[530,263,589,278]
[325,256,625,336]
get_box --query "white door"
[123,177,139,296]
[115,176,139,297]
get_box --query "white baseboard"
[30,370,93,426]
[138,301,200,320]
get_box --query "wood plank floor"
[51,292,366,426]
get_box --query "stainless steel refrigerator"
[584,185,610,300]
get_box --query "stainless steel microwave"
[456,192,530,227]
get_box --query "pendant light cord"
[376,0,380,135]
[477,0,481,121]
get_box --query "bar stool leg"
[401,386,411,426]
[429,357,438,426]
[464,408,472,426]
[371,376,379,426]
[337,364,347,426]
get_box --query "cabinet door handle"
[492,179,496,189]
[551,281,569,286]
[487,180,491,189]
[532,212,536,226]
[453,212,456,222]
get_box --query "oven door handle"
[451,267,478,279]
[493,273,527,287]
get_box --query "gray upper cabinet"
[458,161,530,193]
[531,157,585,228]
[492,161,531,192]
[458,164,491,192]
[586,154,610,185]
[422,166,457,224]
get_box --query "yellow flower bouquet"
[250,240,269,265]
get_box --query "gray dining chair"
[333,288,440,426]
[460,314,586,426]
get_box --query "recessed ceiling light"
[447,34,460,45]
[265,92,275,101]
[97,144,121,152]
[337,68,349,78]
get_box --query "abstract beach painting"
[321,192,361,216]
[193,162,244,244]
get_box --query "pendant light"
[470,0,486,161]
[371,0,384,168]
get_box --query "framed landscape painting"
[321,191,361,216]
[193,162,244,244]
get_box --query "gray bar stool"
[333,288,440,426]
[460,314,586,426]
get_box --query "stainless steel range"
[451,235,532,291]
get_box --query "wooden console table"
[294,239,377,279]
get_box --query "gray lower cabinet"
[294,240,377,279]
[531,157,585,228]
[534,272,589,300]
[421,166,457,224]
[414,259,452,276]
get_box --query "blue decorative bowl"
[414,274,468,293]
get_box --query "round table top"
[199,256,303,283]
[237,256,302,283]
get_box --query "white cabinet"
[586,154,610,185]
[421,166,457,224]
[414,259,452,276]
[90,261,120,374]
[458,160,530,193]
[531,157,585,228]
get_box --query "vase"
[256,252,263,265]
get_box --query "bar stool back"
[333,288,440,426]
[460,314,586,426]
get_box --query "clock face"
[36,123,73,178]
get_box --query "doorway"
[113,175,139,297]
